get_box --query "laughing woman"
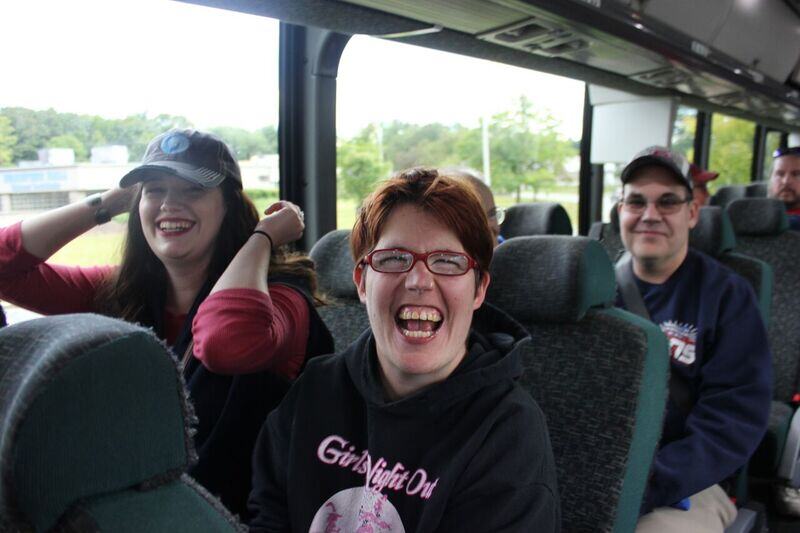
[0,129,333,518]
[249,168,559,532]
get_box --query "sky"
[1,0,585,140]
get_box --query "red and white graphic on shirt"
[659,320,698,365]
[309,487,405,533]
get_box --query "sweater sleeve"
[644,281,772,511]
[0,222,113,314]
[191,284,310,379]
[439,393,561,532]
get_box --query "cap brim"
[119,161,226,189]
[692,170,719,184]
[621,156,692,190]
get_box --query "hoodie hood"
[344,302,530,416]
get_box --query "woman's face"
[353,204,490,399]
[138,173,226,269]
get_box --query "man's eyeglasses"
[620,195,692,215]
[363,248,478,276]
[488,207,505,224]
[773,147,800,159]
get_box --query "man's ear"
[687,198,700,229]
[353,264,367,304]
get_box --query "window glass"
[1,0,279,269]
[707,114,755,191]
[671,107,697,161]
[763,130,783,181]
[336,35,584,234]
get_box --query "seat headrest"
[709,185,746,208]
[689,206,736,256]
[487,236,615,323]
[609,204,620,231]
[727,198,789,236]
[745,182,767,198]
[309,230,357,300]
[500,202,573,238]
[0,314,193,532]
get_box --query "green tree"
[46,134,87,161]
[671,107,696,161]
[708,114,755,188]
[488,96,576,201]
[337,125,391,203]
[210,126,273,160]
[0,116,16,166]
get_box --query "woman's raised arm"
[20,186,135,259]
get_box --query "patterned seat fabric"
[710,185,747,208]
[588,206,625,263]
[487,236,669,532]
[310,230,370,352]
[689,206,773,325]
[500,202,573,238]
[0,314,242,532]
[727,198,800,404]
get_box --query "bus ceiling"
[180,0,800,132]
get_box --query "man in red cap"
[689,163,719,207]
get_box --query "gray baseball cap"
[620,145,692,191]
[120,129,242,189]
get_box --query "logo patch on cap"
[160,133,191,155]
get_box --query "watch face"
[95,207,111,225]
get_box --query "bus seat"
[0,314,242,532]
[309,230,370,352]
[746,182,768,198]
[500,202,573,238]
[710,185,748,208]
[689,206,773,325]
[487,236,669,532]
[588,205,625,263]
[727,198,800,485]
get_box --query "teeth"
[401,328,434,338]
[397,308,442,322]
[159,221,193,231]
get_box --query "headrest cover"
[689,206,736,256]
[309,230,358,299]
[709,185,746,208]
[500,202,573,238]
[745,182,767,198]
[727,198,789,236]
[488,236,615,323]
[609,204,620,231]
[0,314,193,531]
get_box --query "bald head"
[443,168,500,243]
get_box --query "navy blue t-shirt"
[616,249,772,512]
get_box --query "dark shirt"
[616,250,772,511]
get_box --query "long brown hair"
[95,180,320,326]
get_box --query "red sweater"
[0,222,309,380]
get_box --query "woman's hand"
[256,201,305,248]
[102,185,138,217]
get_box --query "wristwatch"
[86,193,111,225]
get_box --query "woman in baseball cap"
[0,129,333,519]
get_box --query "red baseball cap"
[689,163,719,186]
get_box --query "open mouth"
[395,305,443,339]
[157,219,195,235]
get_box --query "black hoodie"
[248,303,560,532]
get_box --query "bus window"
[671,106,697,161]
[335,35,584,233]
[0,0,279,268]
[763,130,783,181]
[708,114,756,190]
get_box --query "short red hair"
[351,167,494,276]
